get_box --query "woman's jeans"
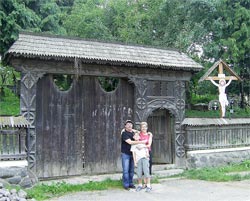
[121,153,134,188]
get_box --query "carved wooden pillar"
[20,71,45,171]
[175,80,186,165]
[129,76,148,129]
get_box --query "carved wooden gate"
[35,74,134,178]
[36,75,83,178]
[147,109,174,164]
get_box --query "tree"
[104,0,163,45]
[63,0,114,40]
[0,0,41,55]
[202,0,250,107]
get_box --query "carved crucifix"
[199,60,242,118]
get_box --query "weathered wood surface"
[148,109,174,164]
[185,125,250,150]
[10,58,193,81]
[0,128,26,160]
[35,74,134,178]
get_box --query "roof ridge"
[19,31,181,52]
[4,32,203,71]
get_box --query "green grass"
[25,177,159,201]
[185,107,250,118]
[26,179,122,201]
[22,161,250,200]
[180,160,250,182]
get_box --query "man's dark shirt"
[121,130,134,155]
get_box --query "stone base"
[186,147,250,169]
[0,160,35,188]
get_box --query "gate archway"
[147,108,175,164]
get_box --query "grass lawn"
[179,160,250,182]
[24,160,250,201]
[186,108,250,118]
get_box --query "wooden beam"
[205,76,238,81]
[198,59,242,82]
[218,62,223,74]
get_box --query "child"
[130,132,152,192]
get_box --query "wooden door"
[36,75,83,178]
[147,109,174,164]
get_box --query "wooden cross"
[206,62,237,81]
[198,59,242,118]
[199,59,242,82]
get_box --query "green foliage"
[1,0,250,112]
[185,109,220,118]
[26,179,122,201]
[0,64,20,86]
[26,177,160,201]
[98,77,119,92]
[63,0,114,40]
[0,0,41,54]
[105,0,163,45]
[201,0,250,106]
[0,87,20,116]
[186,107,250,118]
[53,74,73,91]
[38,1,66,34]
[181,160,250,182]
[190,94,217,105]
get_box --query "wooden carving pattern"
[129,77,147,125]
[175,80,186,158]
[20,71,44,170]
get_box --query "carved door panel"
[147,109,173,164]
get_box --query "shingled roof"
[5,32,203,71]
[0,116,30,128]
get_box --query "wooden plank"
[11,59,193,81]
[205,76,238,80]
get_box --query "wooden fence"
[0,128,26,160]
[185,125,250,150]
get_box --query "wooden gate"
[36,75,84,178]
[35,74,134,178]
[147,109,174,164]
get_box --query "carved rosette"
[21,71,45,170]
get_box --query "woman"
[139,121,153,190]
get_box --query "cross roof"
[198,59,242,82]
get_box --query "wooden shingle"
[5,32,203,71]
[0,116,30,128]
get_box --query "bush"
[0,87,20,116]
[191,93,217,105]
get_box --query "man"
[121,120,145,190]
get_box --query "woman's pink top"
[139,132,151,151]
